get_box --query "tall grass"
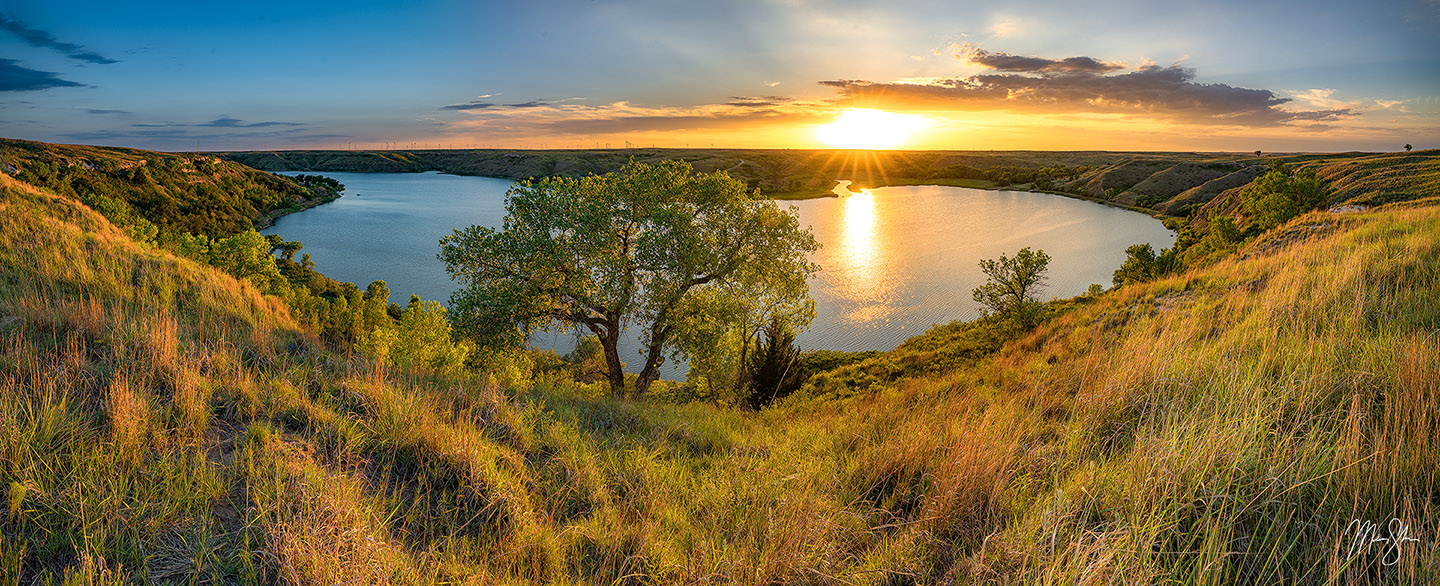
[2,170,1436,584]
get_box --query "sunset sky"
[3,0,1437,152]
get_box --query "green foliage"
[743,318,805,409]
[971,247,1051,328]
[440,159,819,397]
[208,229,285,291]
[358,298,472,376]
[1242,161,1328,230]
[1111,243,1180,287]
[5,141,325,238]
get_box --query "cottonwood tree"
[972,247,1050,328]
[439,160,819,396]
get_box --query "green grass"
[2,167,1437,584]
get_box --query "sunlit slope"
[795,198,1440,582]
[0,137,336,236]
[2,166,1436,584]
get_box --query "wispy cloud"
[0,15,117,64]
[86,108,131,116]
[441,101,496,111]
[196,116,304,128]
[0,58,84,91]
[440,97,830,137]
[441,96,584,111]
[725,96,793,108]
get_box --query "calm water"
[263,171,1173,375]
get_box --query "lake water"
[263,171,1173,376]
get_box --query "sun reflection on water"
[838,189,893,322]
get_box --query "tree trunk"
[634,341,667,396]
[600,327,626,397]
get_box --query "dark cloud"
[197,116,304,128]
[86,108,131,115]
[1,15,117,64]
[441,101,496,110]
[819,51,1357,127]
[964,48,1124,73]
[0,58,84,91]
[504,100,549,108]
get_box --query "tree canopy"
[439,160,819,396]
[1242,161,1328,231]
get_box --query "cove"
[261,171,1174,375]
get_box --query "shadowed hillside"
[3,139,1437,582]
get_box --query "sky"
[2,0,1438,152]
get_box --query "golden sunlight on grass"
[815,108,929,149]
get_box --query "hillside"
[3,150,1437,585]
[220,147,1440,217]
[0,138,340,237]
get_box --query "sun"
[815,108,929,149]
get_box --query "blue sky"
[2,0,1437,151]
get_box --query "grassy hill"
[1,138,340,237]
[4,138,1438,586]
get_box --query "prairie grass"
[2,170,1436,584]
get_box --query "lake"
[262,171,1173,375]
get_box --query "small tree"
[1112,243,1181,287]
[744,317,805,409]
[972,247,1050,328]
[1404,144,1413,152]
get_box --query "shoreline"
[772,179,1177,221]
[252,168,1178,228]
[253,191,342,230]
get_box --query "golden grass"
[2,169,1436,583]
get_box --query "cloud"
[0,58,84,91]
[987,16,1024,38]
[441,101,496,110]
[725,95,793,107]
[441,98,830,137]
[443,97,585,111]
[0,15,117,64]
[962,46,1124,73]
[819,48,1357,127]
[86,108,130,115]
[197,116,304,128]
[128,117,304,128]
[62,127,333,143]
